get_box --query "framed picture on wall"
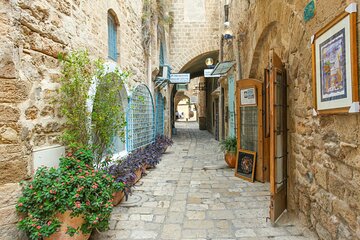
[235,149,256,182]
[312,3,358,114]
[240,87,257,106]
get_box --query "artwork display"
[312,4,358,114]
[240,88,256,106]
[235,149,256,182]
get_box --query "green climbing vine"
[57,50,129,164]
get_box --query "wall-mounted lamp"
[205,57,214,67]
[223,24,234,40]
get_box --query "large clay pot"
[112,191,125,206]
[44,211,90,240]
[225,152,236,168]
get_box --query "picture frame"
[235,149,256,182]
[312,3,358,114]
[240,87,257,106]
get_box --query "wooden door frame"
[269,50,288,223]
[235,79,265,182]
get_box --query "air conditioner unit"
[157,65,170,79]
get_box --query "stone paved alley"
[93,122,317,240]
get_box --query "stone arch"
[108,9,120,25]
[172,41,219,73]
[243,1,307,79]
[248,21,278,78]
[174,91,191,110]
[87,61,129,157]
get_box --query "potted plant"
[219,136,237,168]
[16,148,123,240]
[155,135,174,153]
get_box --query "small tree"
[57,50,128,164]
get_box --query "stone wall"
[169,0,220,72]
[0,0,156,238]
[224,0,360,239]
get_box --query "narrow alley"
[93,122,317,240]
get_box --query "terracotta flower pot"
[225,152,236,168]
[44,211,90,240]
[134,168,142,183]
[112,191,125,206]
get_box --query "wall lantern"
[205,57,214,67]
[223,0,234,40]
[223,23,234,40]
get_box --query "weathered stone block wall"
[226,0,360,239]
[169,0,220,72]
[0,0,151,237]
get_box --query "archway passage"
[179,50,219,77]
[171,51,219,134]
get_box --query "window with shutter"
[108,14,117,61]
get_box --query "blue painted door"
[228,74,236,137]
[156,92,164,135]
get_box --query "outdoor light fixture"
[223,0,233,40]
[223,25,234,40]
[205,57,214,66]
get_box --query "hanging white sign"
[170,73,190,84]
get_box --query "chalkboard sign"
[235,149,256,182]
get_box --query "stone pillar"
[198,77,207,130]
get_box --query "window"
[108,12,118,61]
[159,42,165,66]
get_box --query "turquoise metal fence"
[156,92,164,135]
[126,84,155,152]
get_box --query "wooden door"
[235,79,264,182]
[263,69,270,182]
[269,50,288,223]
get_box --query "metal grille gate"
[126,84,155,152]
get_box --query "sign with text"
[204,69,220,78]
[170,73,190,84]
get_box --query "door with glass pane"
[236,79,264,182]
[269,50,287,223]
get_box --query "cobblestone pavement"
[93,122,317,240]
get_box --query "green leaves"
[219,136,237,153]
[56,50,129,164]
[16,150,120,238]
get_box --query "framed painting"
[235,149,256,182]
[240,87,257,106]
[312,3,358,114]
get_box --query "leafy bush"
[57,50,128,163]
[219,136,237,153]
[16,149,124,239]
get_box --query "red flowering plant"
[16,148,124,239]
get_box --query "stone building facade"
[169,0,220,73]
[0,0,171,238]
[220,0,360,239]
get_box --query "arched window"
[108,11,118,61]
